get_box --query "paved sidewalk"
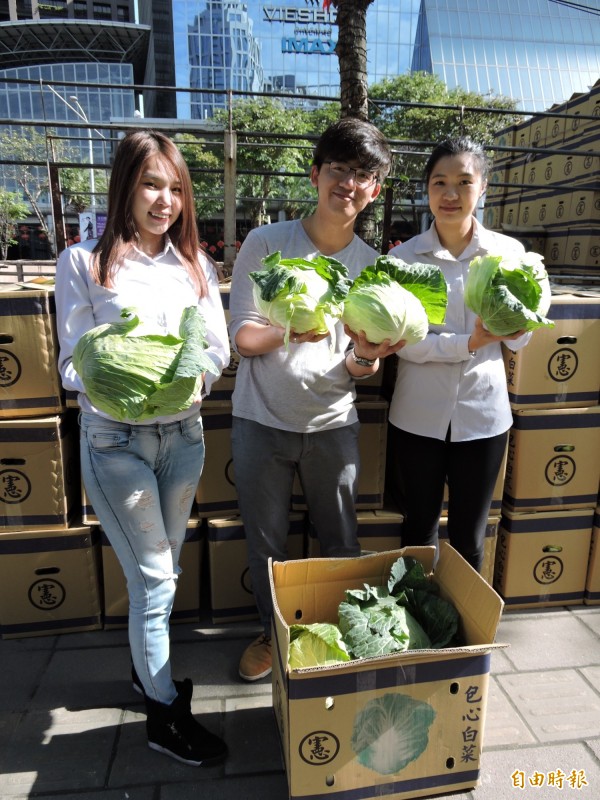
[0,605,599,800]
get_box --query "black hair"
[424,136,489,184]
[312,117,392,180]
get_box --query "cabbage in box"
[269,543,505,800]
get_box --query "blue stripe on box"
[290,769,480,800]
[502,493,598,509]
[503,591,584,605]
[507,390,599,406]
[202,413,232,431]
[0,294,56,317]
[0,531,95,554]
[1,616,99,636]
[211,605,258,620]
[288,653,490,700]
[0,395,64,411]
[500,511,594,533]
[548,303,600,321]
[511,412,600,430]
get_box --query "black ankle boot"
[145,679,228,767]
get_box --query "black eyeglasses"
[324,161,378,188]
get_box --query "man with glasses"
[229,118,404,681]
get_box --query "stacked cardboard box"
[495,288,600,608]
[0,283,102,638]
[487,79,600,275]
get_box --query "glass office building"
[412,0,600,112]
[170,0,600,115]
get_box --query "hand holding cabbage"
[464,251,553,336]
[73,306,219,422]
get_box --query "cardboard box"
[292,400,388,511]
[0,525,102,638]
[207,513,305,623]
[543,227,570,270]
[517,189,571,228]
[0,284,65,418]
[270,544,504,800]
[570,189,600,227]
[0,413,79,531]
[554,136,600,185]
[545,104,567,147]
[584,506,600,605]
[307,508,404,557]
[439,516,499,587]
[194,402,238,518]
[503,407,600,512]
[503,290,600,409]
[203,283,240,406]
[529,115,547,147]
[566,227,600,271]
[494,508,594,609]
[101,521,203,629]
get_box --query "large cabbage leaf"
[288,623,351,669]
[351,693,436,774]
[341,256,447,345]
[73,306,219,422]
[370,256,448,325]
[338,556,461,658]
[464,251,553,336]
[249,251,351,346]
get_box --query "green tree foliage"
[369,71,519,176]
[0,129,55,253]
[0,191,29,260]
[212,98,313,228]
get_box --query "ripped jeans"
[79,411,204,704]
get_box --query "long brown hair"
[91,129,207,296]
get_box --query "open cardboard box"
[269,543,505,800]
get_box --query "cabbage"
[464,251,553,336]
[249,251,351,345]
[351,693,436,774]
[73,306,219,422]
[341,257,447,345]
[288,623,351,669]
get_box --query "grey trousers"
[231,416,361,634]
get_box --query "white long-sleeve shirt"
[55,237,230,424]
[388,219,534,442]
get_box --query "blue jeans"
[231,417,361,635]
[79,411,205,704]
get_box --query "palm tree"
[327,0,375,121]
[326,0,379,245]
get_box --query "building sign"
[263,2,337,56]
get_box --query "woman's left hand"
[344,325,406,359]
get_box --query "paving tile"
[571,605,600,637]
[497,669,600,742]
[224,694,284,776]
[161,774,290,800]
[496,610,600,670]
[471,742,598,799]
[0,707,122,796]
[0,648,54,712]
[482,676,536,747]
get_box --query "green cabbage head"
[288,623,351,669]
[249,251,351,345]
[341,256,448,345]
[73,306,219,422]
[351,693,436,774]
[464,251,553,336]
